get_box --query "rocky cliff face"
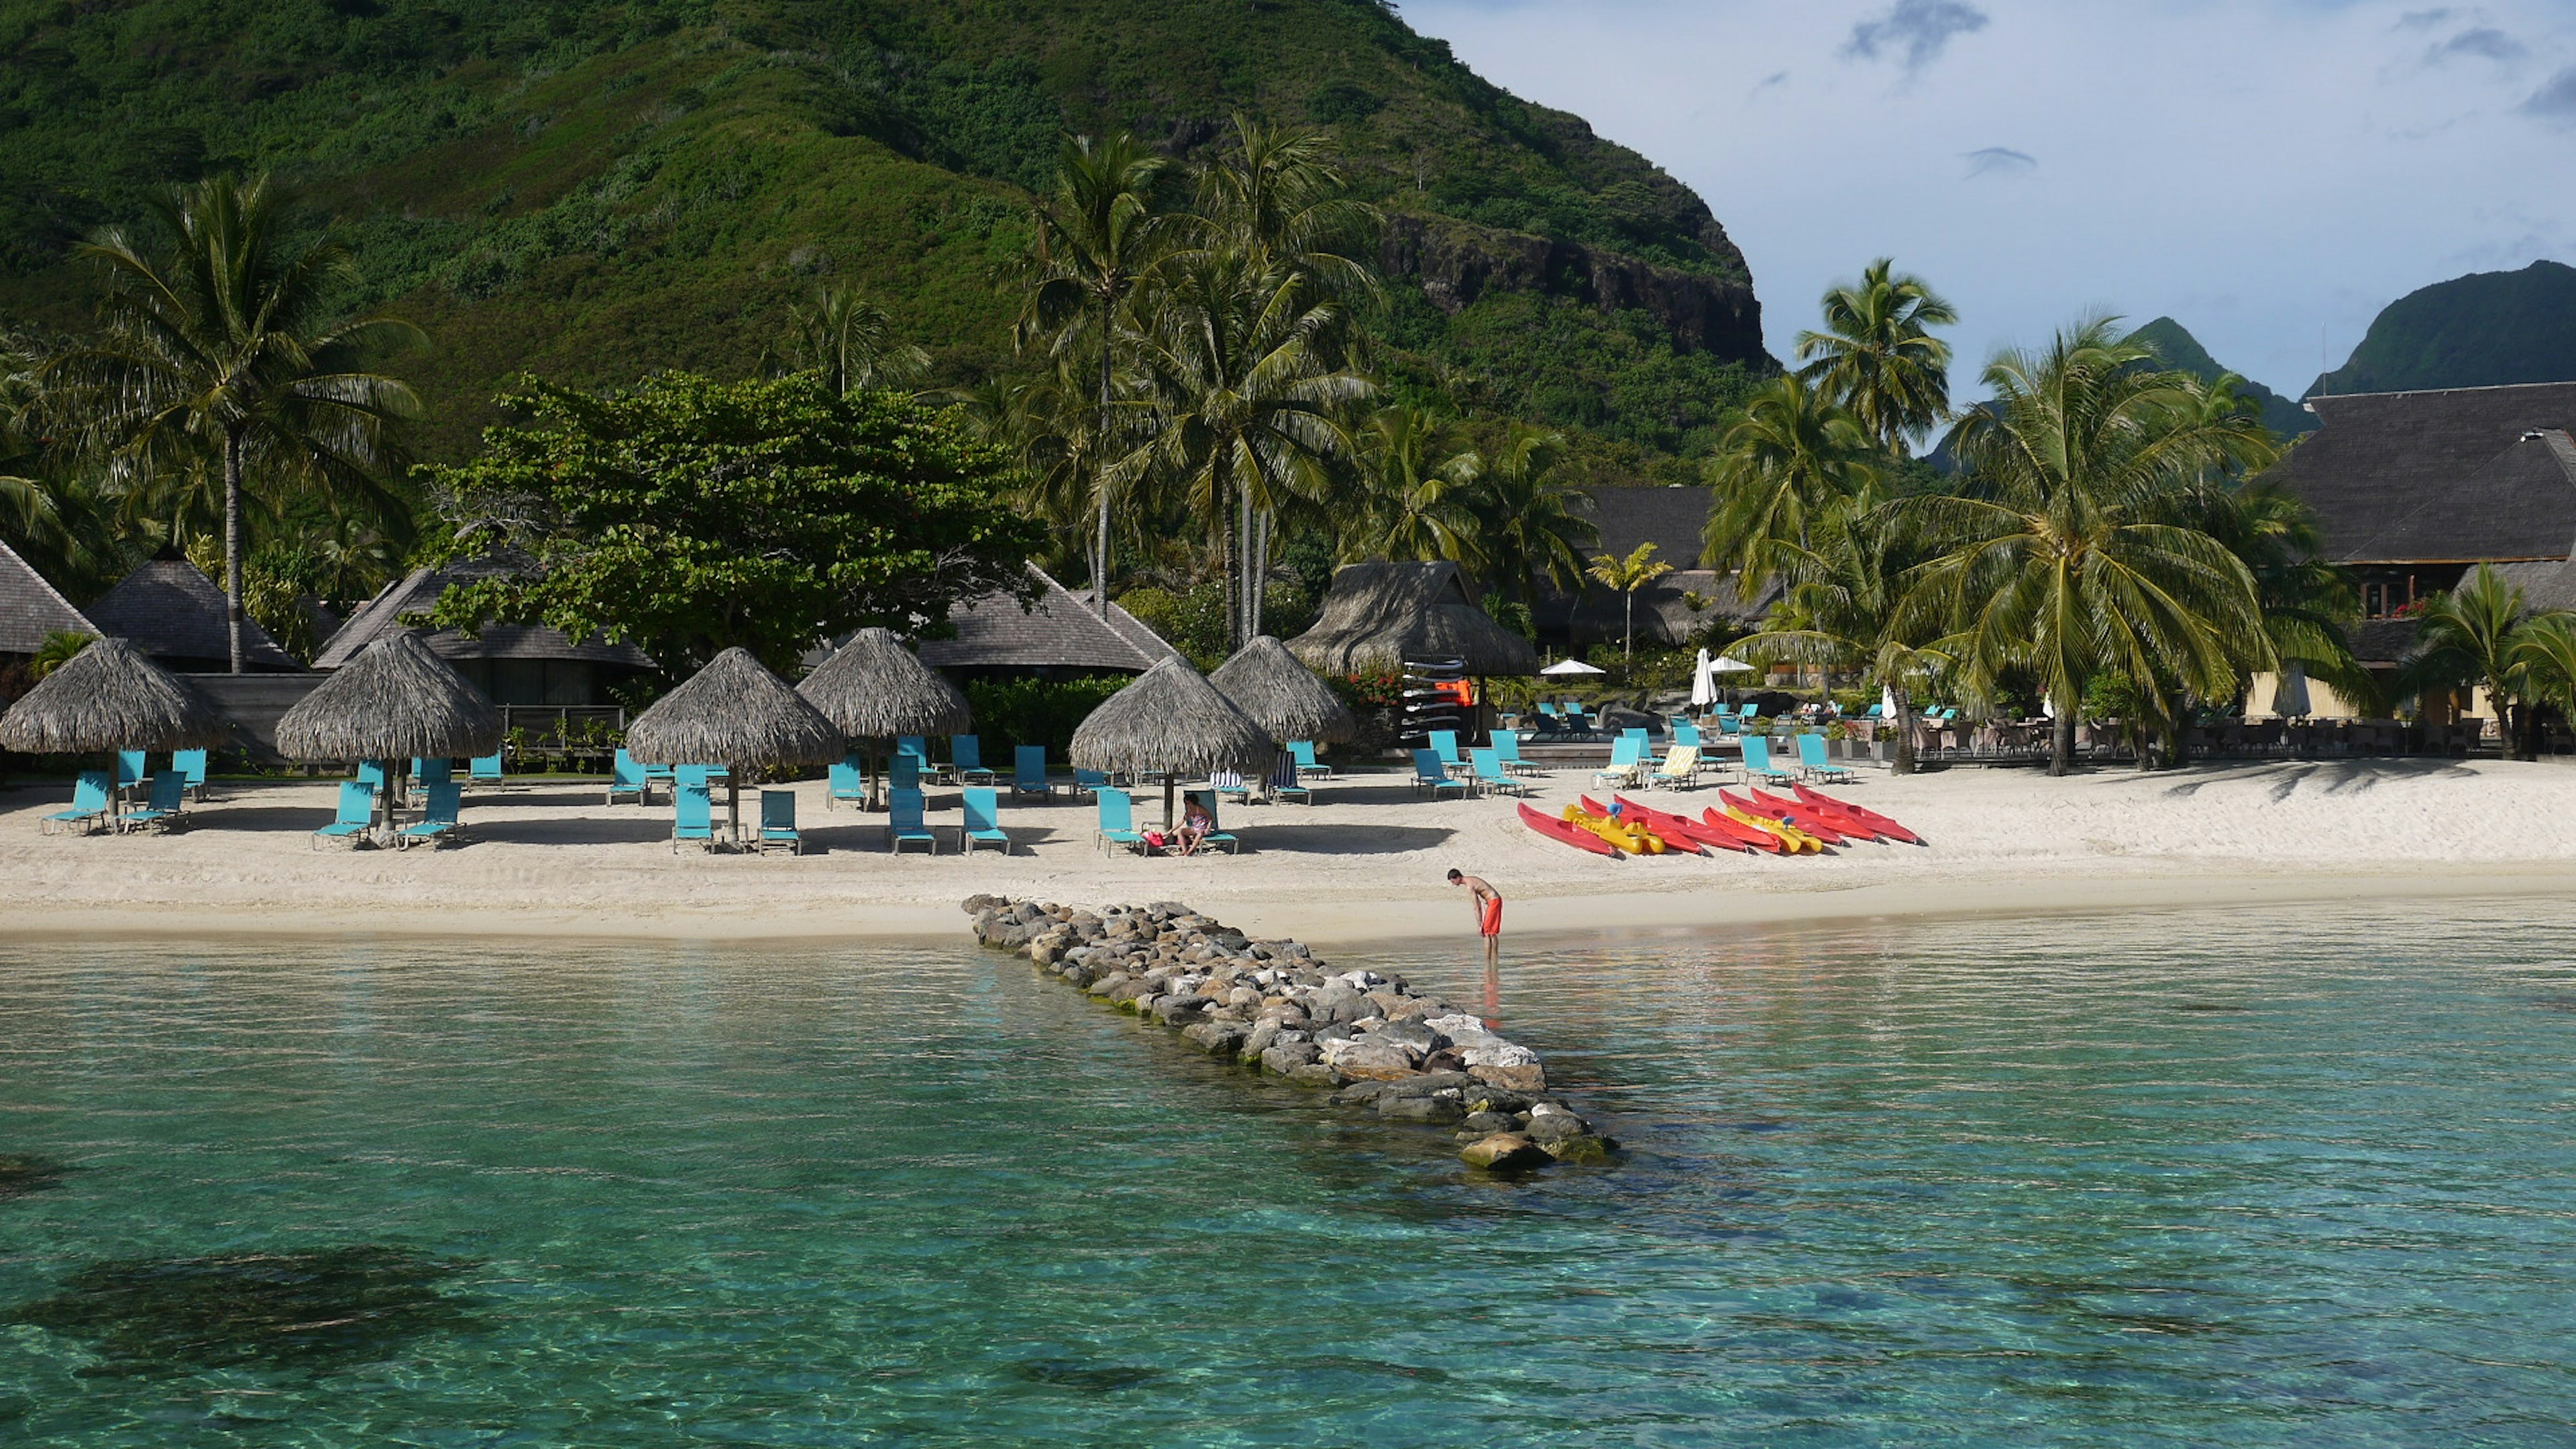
[1379,213,1766,365]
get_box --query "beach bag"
[1142,829,1168,849]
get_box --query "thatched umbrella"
[0,637,230,828]
[627,647,842,843]
[1212,636,1356,745]
[1070,655,1273,828]
[276,631,503,837]
[797,628,971,806]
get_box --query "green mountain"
[2124,317,2314,437]
[2310,260,2576,398]
[0,0,1768,474]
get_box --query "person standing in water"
[1448,869,1502,967]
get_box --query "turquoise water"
[1,904,2573,1446]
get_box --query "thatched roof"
[316,552,653,671]
[0,637,230,753]
[1069,656,1274,777]
[1285,561,1540,677]
[0,537,93,656]
[1210,635,1356,744]
[798,628,972,738]
[918,564,1177,674]
[274,631,503,761]
[2267,382,2576,564]
[83,555,300,669]
[625,647,842,768]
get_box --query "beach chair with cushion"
[1093,788,1145,853]
[1287,740,1332,779]
[757,789,803,855]
[1649,746,1702,790]
[1073,767,1109,799]
[1470,748,1530,797]
[1428,730,1466,776]
[608,749,652,806]
[827,756,867,810]
[311,781,378,850]
[1269,755,1312,806]
[172,748,211,802]
[1741,735,1796,786]
[671,781,716,853]
[1409,749,1469,800]
[469,753,504,787]
[398,782,465,849]
[1796,733,1857,785]
[958,786,1010,855]
[1493,730,1540,777]
[888,787,938,854]
[1012,745,1054,798]
[123,770,190,833]
[1210,769,1250,804]
[1592,735,1647,790]
[41,771,113,835]
[1181,789,1240,854]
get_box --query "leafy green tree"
[1016,134,1177,615]
[50,174,423,672]
[1701,372,1880,594]
[1586,541,1674,676]
[1344,405,1485,569]
[424,372,1042,675]
[1794,258,1957,457]
[1467,423,1593,613]
[775,286,929,396]
[1903,319,2276,775]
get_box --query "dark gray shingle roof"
[1583,485,1708,567]
[918,566,1175,672]
[315,553,654,672]
[0,539,94,655]
[83,557,300,669]
[2266,382,2576,564]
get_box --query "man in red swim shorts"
[1448,868,1503,968]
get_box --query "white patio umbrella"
[1690,648,1716,708]
[1710,656,1755,674]
[1540,658,1607,676]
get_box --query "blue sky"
[1399,0,2576,399]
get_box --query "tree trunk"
[223,427,246,674]
[1249,507,1270,640]
[1094,294,1114,619]
[1622,591,1635,680]
[1234,470,1253,652]
[2050,696,2074,777]
[1890,686,1916,776]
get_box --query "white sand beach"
[5,757,2573,946]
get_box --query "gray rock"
[1522,1112,1595,1144]
[1151,996,1208,1027]
[1181,1020,1247,1055]
[1460,1110,1519,1135]
[1259,1042,1322,1075]
[1378,1095,1466,1124]
[1241,1021,1283,1059]
[1379,1071,1476,1098]
[1460,1133,1552,1171]
[1308,984,1368,1024]
[1285,1062,1347,1089]
[1369,1019,1446,1055]
[1541,1134,1616,1163]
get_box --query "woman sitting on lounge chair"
[1174,796,1216,856]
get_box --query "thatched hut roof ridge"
[626,647,842,768]
[1069,656,1274,778]
[274,631,503,761]
[1211,635,1357,744]
[798,628,972,738]
[1285,561,1540,677]
[0,637,231,753]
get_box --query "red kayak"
[1613,793,1770,855]
[1748,786,1886,844]
[1520,801,1621,857]
[1580,795,1707,855]
[1792,783,1924,846]
[1719,787,1851,847]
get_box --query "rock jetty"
[964,895,1616,1169]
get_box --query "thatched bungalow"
[318,553,653,706]
[1285,561,1540,678]
[0,538,94,672]
[83,553,301,672]
[918,565,1176,680]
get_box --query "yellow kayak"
[1563,804,1667,855]
[1721,805,1827,855]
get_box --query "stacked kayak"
[1517,802,1621,857]
[1518,786,1924,857]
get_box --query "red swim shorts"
[1481,896,1504,936]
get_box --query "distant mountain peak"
[2123,317,2314,437]
[2310,259,2576,399]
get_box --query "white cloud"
[1398,0,2576,400]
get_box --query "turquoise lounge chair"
[1181,789,1239,854]
[608,749,651,806]
[959,786,1010,855]
[1741,735,1796,785]
[1287,740,1332,779]
[888,786,938,854]
[42,770,112,835]
[1470,748,1529,797]
[399,782,464,849]
[1073,767,1109,799]
[1648,746,1701,791]
[311,781,377,849]
[757,789,803,855]
[1592,735,1646,789]
[827,756,867,809]
[671,781,715,853]
[1796,732,1856,784]
[1492,730,1540,777]
[1428,729,1464,775]
[1094,787,1145,852]
[411,757,453,803]
[889,753,921,793]
[676,764,712,790]
[468,753,503,786]
[1011,745,1053,798]
[1672,720,1703,750]
[123,770,189,833]
[172,748,209,801]
[356,759,388,798]
[949,734,996,786]
[1409,749,1468,800]
[113,749,147,802]
[896,736,930,782]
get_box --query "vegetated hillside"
[0,0,1769,476]
[2125,317,2314,438]
[2309,260,2576,398]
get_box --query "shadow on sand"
[2157,757,2480,802]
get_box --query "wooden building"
[317,553,654,705]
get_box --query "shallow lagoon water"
[1,902,2572,1446]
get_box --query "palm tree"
[50,174,422,672]
[1112,250,1371,649]
[1701,372,1880,594]
[2508,611,2576,756]
[1902,319,2275,775]
[1794,257,1957,457]
[1468,423,1593,612]
[1344,404,1485,570]
[1586,541,1674,677]
[2400,564,2536,758]
[1017,133,1175,616]
[1194,116,1383,329]
[778,286,928,395]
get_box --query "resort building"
[81,553,303,672]
[1534,486,1766,650]
[317,553,654,706]
[0,539,95,679]
[916,565,1177,680]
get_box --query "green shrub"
[963,676,1127,763]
